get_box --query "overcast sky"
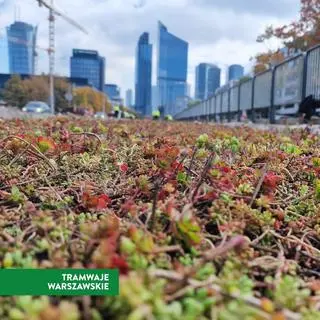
[0,0,300,98]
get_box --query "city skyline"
[0,0,300,97]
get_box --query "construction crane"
[35,0,88,114]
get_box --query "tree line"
[254,0,320,74]
[1,74,112,114]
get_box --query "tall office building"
[104,84,120,100]
[187,83,191,98]
[152,85,158,110]
[70,49,105,91]
[7,21,37,75]
[135,32,152,115]
[195,63,221,100]
[157,21,188,116]
[228,64,244,81]
[126,89,133,107]
[0,35,8,73]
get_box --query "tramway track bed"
[0,117,319,320]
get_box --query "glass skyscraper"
[70,49,105,91]
[7,21,37,75]
[228,64,244,81]
[135,32,152,116]
[195,63,221,100]
[104,84,120,100]
[126,89,133,107]
[0,34,8,73]
[152,85,158,109]
[157,22,188,116]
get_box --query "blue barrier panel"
[306,46,320,100]
[205,100,209,116]
[240,79,252,111]
[192,105,198,118]
[273,55,303,106]
[190,106,195,118]
[230,85,239,112]
[222,90,229,113]
[210,96,215,116]
[186,107,192,119]
[211,96,217,115]
[216,94,221,114]
[199,102,203,116]
[253,70,272,109]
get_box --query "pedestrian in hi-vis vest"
[113,105,120,119]
[152,110,160,120]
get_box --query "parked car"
[73,107,94,117]
[22,101,51,113]
[94,112,107,120]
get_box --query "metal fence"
[239,79,252,111]
[273,54,304,106]
[175,44,320,123]
[306,47,320,100]
[253,70,272,109]
[222,90,229,113]
[230,85,239,112]
[216,94,221,115]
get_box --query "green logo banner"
[0,269,119,296]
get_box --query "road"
[1,106,320,134]
[0,106,52,119]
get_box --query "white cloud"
[0,0,300,98]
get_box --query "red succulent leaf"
[274,220,282,231]
[128,225,139,240]
[121,199,137,216]
[82,192,110,210]
[155,146,180,170]
[201,191,218,201]
[221,166,231,173]
[157,189,167,201]
[117,162,128,172]
[217,177,235,191]
[163,199,175,216]
[263,172,282,189]
[96,194,111,210]
[171,160,184,171]
[59,128,70,143]
[111,254,129,275]
[37,136,56,153]
[82,192,96,208]
[59,143,72,152]
[276,151,286,161]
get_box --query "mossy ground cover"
[0,117,319,320]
